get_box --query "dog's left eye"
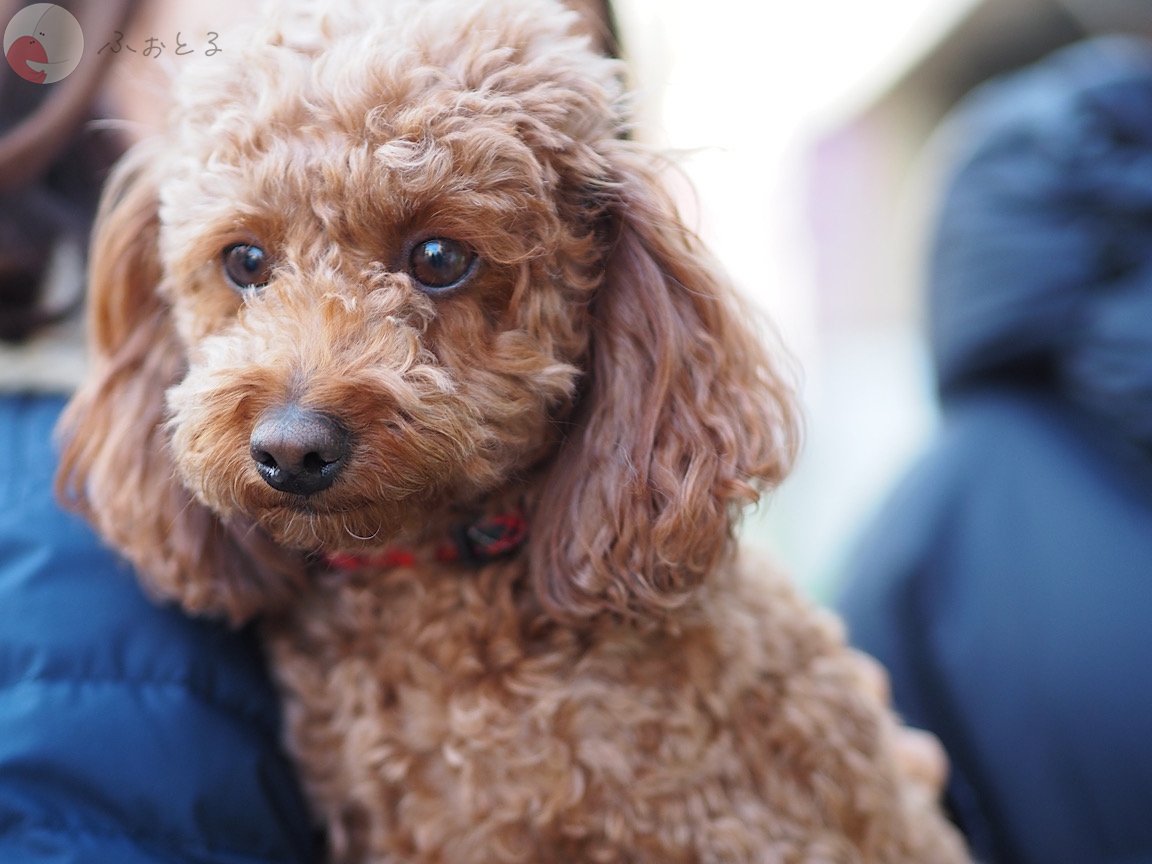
[409,238,476,292]
[222,243,272,292]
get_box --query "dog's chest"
[266,562,563,734]
[262,563,608,852]
[259,563,743,861]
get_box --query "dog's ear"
[56,141,306,626]
[530,143,800,622]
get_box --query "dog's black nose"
[249,405,350,496]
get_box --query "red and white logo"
[4,4,83,85]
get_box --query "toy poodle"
[58,0,970,860]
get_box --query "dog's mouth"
[262,496,350,515]
[253,491,393,522]
[241,488,423,552]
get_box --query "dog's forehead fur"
[157,0,624,265]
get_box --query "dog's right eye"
[222,243,272,292]
[409,238,476,293]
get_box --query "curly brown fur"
[58,1,970,861]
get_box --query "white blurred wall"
[615,0,979,596]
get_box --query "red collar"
[324,506,528,571]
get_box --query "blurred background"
[609,0,1152,597]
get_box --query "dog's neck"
[322,502,528,572]
[313,472,542,571]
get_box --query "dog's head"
[58,0,798,624]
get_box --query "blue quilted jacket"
[838,38,1152,864]
[0,394,316,862]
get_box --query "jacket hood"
[927,37,1152,449]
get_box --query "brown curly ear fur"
[55,141,307,625]
[531,143,801,620]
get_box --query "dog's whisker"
[341,515,382,542]
[306,511,325,546]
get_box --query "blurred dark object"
[564,0,621,58]
[838,38,1152,864]
[0,0,137,343]
[1056,0,1152,34]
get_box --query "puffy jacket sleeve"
[0,395,318,864]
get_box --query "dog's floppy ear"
[530,143,801,621]
[56,140,306,626]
